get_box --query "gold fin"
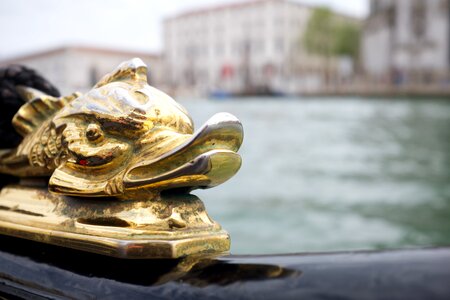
[94,58,148,88]
[16,85,48,102]
[12,87,81,137]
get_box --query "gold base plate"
[0,185,230,259]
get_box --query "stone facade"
[362,0,450,85]
[0,46,161,95]
[163,0,359,95]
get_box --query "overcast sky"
[0,0,369,60]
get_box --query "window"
[411,0,427,38]
[216,44,224,57]
[274,37,284,53]
[89,66,98,86]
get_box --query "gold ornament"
[0,58,243,258]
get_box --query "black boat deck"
[0,235,449,299]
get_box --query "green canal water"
[180,97,450,254]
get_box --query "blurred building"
[0,46,161,94]
[163,0,359,96]
[362,0,450,86]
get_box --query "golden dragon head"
[1,58,243,199]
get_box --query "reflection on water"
[180,97,450,254]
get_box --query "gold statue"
[0,58,243,198]
[0,59,243,258]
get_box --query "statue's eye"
[86,124,103,142]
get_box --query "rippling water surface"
[179,97,450,254]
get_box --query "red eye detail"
[78,159,88,166]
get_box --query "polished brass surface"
[0,185,230,258]
[0,59,243,258]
